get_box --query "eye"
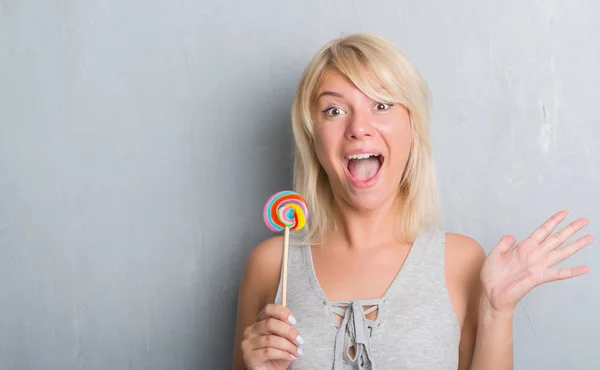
[374,102,393,111]
[322,107,346,117]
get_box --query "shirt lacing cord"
[332,300,381,370]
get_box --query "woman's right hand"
[241,303,304,370]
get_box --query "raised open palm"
[481,210,594,313]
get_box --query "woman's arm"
[232,236,283,370]
[469,211,591,370]
[449,237,513,370]
[469,299,513,370]
[445,233,486,370]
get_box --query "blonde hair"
[291,32,441,245]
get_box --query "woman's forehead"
[315,69,355,94]
[313,67,394,103]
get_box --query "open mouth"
[344,153,384,182]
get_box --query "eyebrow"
[317,91,344,100]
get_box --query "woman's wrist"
[470,296,515,370]
[478,296,515,324]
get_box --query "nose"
[345,110,375,141]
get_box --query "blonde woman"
[232,33,593,370]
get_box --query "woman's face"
[312,68,413,212]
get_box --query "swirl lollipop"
[263,190,309,306]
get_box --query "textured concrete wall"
[1,1,598,369]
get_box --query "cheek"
[395,130,413,162]
[313,134,333,171]
[313,139,326,166]
[396,138,412,169]
[383,122,413,165]
[313,126,339,165]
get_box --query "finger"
[256,303,296,325]
[255,317,303,346]
[546,234,595,267]
[542,218,589,252]
[251,334,302,359]
[251,346,298,362]
[543,265,591,283]
[491,235,516,255]
[529,210,569,243]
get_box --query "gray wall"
[1,1,598,369]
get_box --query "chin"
[342,188,396,212]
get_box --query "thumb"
[492,235,516,255]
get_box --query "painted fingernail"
[297,348,304,356]
[296,335,305,345]
[288,315,297,325]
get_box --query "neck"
[328,192,401,249]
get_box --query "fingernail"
[290,354,297,360]
[297,348,304,356]
[296,335,305,345]
[288,315,297,325]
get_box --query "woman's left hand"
[480,210,594,314]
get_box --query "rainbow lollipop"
[263,191,309,232]
[263,190,309,306]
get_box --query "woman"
[232,33,593,370]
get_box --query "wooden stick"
[281,226,290,307]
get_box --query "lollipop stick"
[281,226,290,307]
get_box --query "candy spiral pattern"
[263,190,309,232]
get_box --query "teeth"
[346,153,379,160]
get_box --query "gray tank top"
[274,228,460,369]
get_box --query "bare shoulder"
[444,233,486,327]
[444,232,486,293]
[445,232,486,269]
[247,235,284,267]
[243,235,284,301]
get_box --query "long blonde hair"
[291,32,441,245]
